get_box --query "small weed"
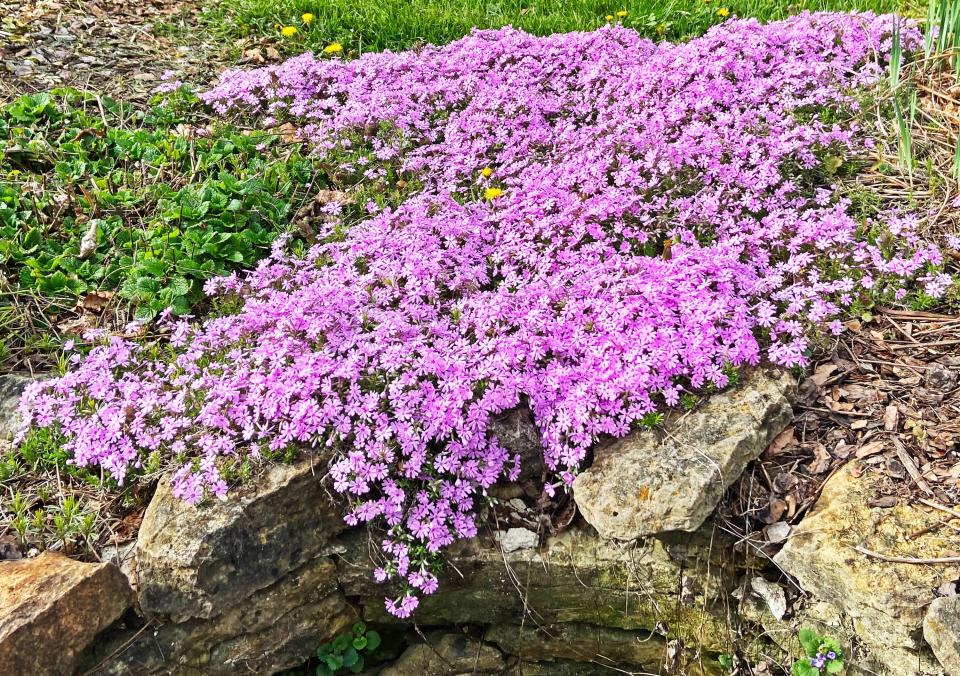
[792,628,844,675]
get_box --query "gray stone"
[924,595,960,674]
[925,362,959,393]
[574,369,794,539]
[379,632,504,676]
[137,454,345,621]
[83,556,355,675]
[0,374,38,440]
[495,527,538,553]
[0,552,133,676]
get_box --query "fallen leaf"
[883,404,899,432]
[810,363,837,386]
[807,443,832,474]
[764,426,795,458]
[241,48,264,64]
[760,497,787,524]
[80,290,114,313]
[867,495,898,508]
[855,440,886,458]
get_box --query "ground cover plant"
[0,87,316,371]
[14,12,956,619]
[206,0,908,57]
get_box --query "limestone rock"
[0,552,133,676]
[83,556,355,675]
[575,369,794,539]
[338,525,736,652]
[924,595,960,674]
[774,463,957,674]
[495,527,538,553]
[486,622,723,675]
[380,633,505,675]
[137,454,345,621]
[0,373,37,440]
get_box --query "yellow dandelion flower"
[481,167,493,178]
[301,13,314,23]
[281,25,298,37]
[323,42,343,55]
[616,10,627,17]
[483,187,504,201]
[605,14,613,21]
[716,7,730,17]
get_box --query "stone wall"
[2,370,958,675]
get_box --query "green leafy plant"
[314,622,381,675]
[0,88,317,367]
[792,628,844,676]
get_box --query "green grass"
[205,0,914,57]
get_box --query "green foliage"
[792,628,845,675]
[0,88,316,367]
[638,411,664,429]
[204,0,907,58]
[310,623,381,676]
[0,488,99,552]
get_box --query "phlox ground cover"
[18,13,949,615]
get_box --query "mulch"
[724,307,960,554]
[0,0,216,104]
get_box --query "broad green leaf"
[798,629,821,657]
[341,647,359,668]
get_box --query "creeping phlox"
[20,14,942,617]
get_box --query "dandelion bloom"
[323,42,344,55]
[483,187,503,200]
[605,14,613,21]
[617,10,627,18]
[302,12,314,23]
[717,7,730,17]
[281,25,298,37]
[481,167,493,177]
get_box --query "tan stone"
[574,369,794,539]
[774,463,958,675]
[0,551,133,676]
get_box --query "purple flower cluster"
[20,14,943,616]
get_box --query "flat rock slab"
[774,463,959,675]
[574,370,794,539]
[137,453,346,622]
[0,551,133,676]
[925,596,960,674]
